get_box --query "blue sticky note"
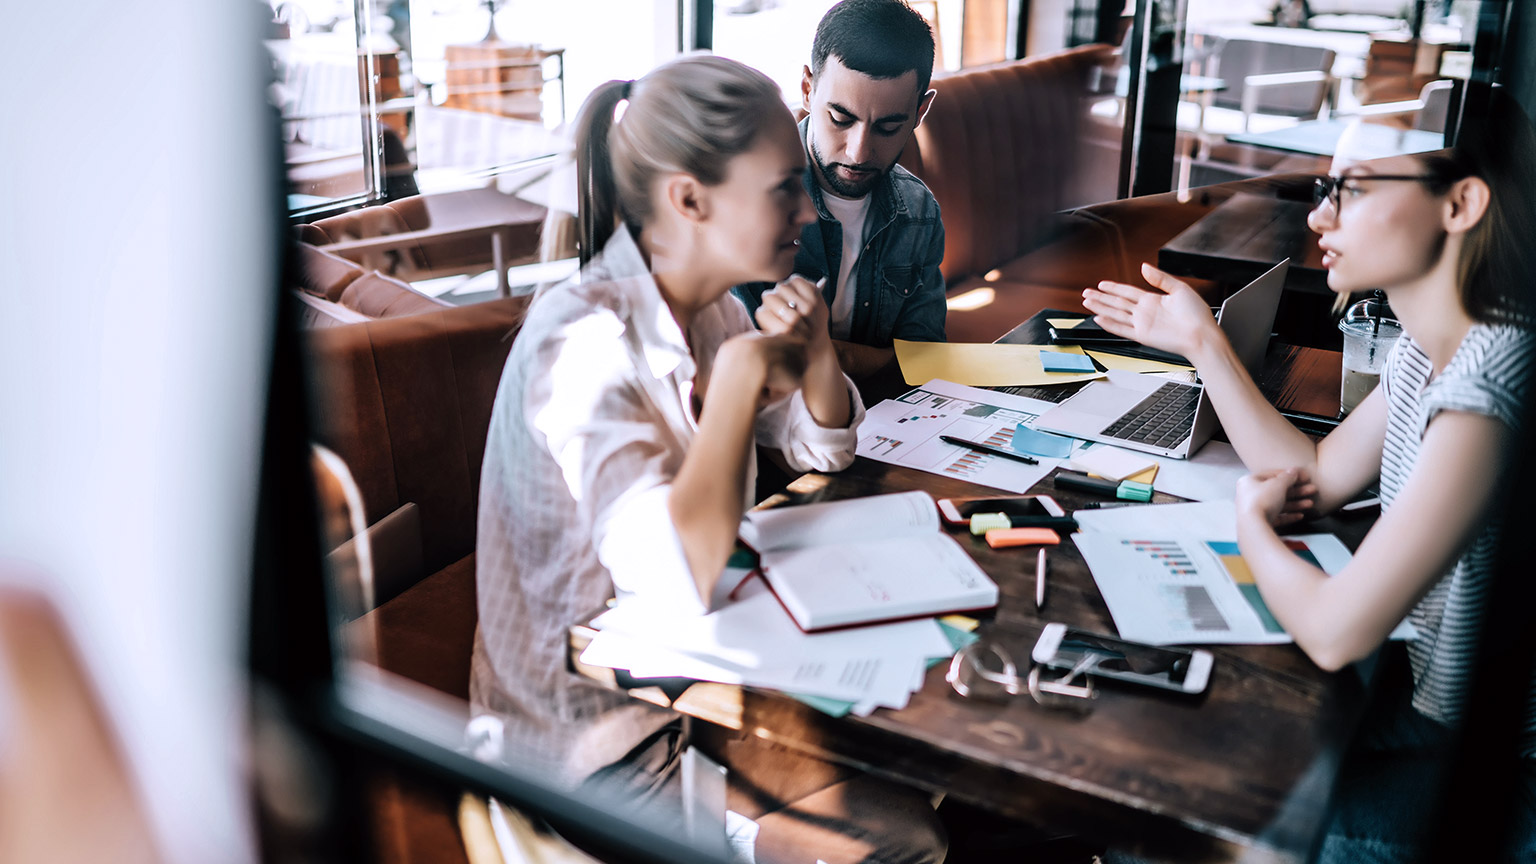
[1012,424,1076,458]
[1040,351,1097,373]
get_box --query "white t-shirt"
[820,192,871,342]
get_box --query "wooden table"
[315,186,546,298]
[571,324,1365,862]
[1158,193,1328,294]
[1225,118,1444,159]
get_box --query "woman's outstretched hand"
[1081,263,1220,359]
[1236,467,1318,528]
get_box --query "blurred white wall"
[0,3,275,862]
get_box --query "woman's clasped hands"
[712,276,833,409]
[1236,467,1319,528]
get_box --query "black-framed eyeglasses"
[1312,174,1439,216]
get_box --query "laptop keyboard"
[1101,382,1200,448]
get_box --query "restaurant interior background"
[2,0,1533,862]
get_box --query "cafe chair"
[1207,38,1339,134]
[1334,78,1457,134]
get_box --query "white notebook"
[738,491,998,632]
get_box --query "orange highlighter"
[983,527,1061,549]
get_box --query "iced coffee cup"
[1337,297,1402,416]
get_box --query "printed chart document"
[856,379,1062,493]
[739,490,998,631]
[1073,501,1416,645]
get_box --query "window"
[269,0,677,215]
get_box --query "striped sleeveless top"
[1378,322,1536,755]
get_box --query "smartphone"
[1032,623,1213,695]
[936,494,1071,529]
[1049,318,1133,345]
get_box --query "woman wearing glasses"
[1083,98,1536,860]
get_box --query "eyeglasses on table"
[946,641,1098,711]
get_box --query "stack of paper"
[580,577,958,716]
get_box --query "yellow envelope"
[893,340,1106,387]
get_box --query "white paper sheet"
[1072,501,1416,645]
[1135,440,1249,502]
[581,629,924,708]
[857,379,1060,493]
[582,581,954,708]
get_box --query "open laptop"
[1034,259,1289,459]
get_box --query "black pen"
[939,435,1039,465]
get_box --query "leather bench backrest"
[309,206,429,274]
[338,272,451,319]
[905,44,1112,283]
[292,241,365,302]
[305,297,530,585]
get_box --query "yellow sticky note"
[1047,318,1085,330]
[939,614,980,632]
[1088,465,1158,485]
[893,340,1105,387]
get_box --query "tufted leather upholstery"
[306,300,532,864]
[306,296,528,605]
[289,240,451,326]
[901,44,1116,285]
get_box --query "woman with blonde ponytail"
[470,55,946,864]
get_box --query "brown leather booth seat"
[291,240,451,328]
[903,44,1117,287]
[306,296,528,699]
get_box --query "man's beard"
[809,136,889,199]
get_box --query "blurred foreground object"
[0,584,163,864]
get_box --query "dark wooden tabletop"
[571,317,1368,862]
[1157,193,1329,295]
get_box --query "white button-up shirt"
[470,228,865,783]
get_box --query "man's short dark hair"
[811,0,936,95]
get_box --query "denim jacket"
[731,119,946,348]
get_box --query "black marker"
[939,435,1039,466]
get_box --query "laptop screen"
[1215,259,1290,379]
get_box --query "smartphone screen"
[953,497,1053,519]
[1054,631,1195,685]
[1051,320,1131,344]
